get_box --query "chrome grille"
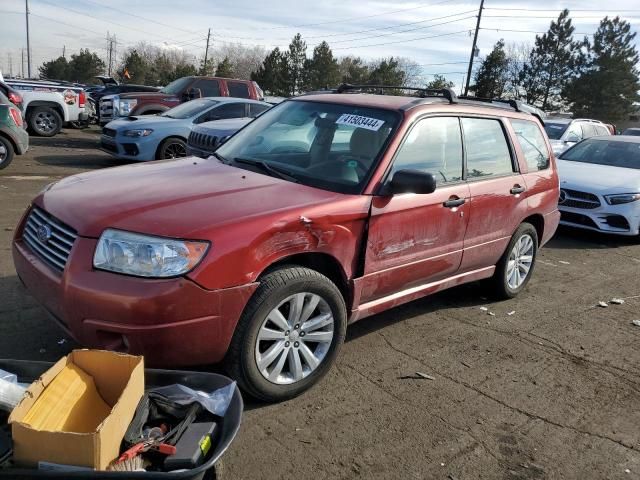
[99,97,114,123]
[23,207,77,272]
[559,188,601,209]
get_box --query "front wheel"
[157,137,187,159]
[225,267,347,402]
[0,136,15,169]
[490,223,538,299]
[28,106,62,137]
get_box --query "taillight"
[8,92,22,106]
[9,107,23,127]
[79,90,86,108]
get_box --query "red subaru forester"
[13,87,559,401]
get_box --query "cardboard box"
[9,350,144,470]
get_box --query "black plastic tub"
[0,359,243,479]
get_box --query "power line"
[333,29,471,50]
[329,12,477,45]
[485,7,640,12]
[479,27,595,35]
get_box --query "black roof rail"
[335,83,458,104]
[458,95,546,125]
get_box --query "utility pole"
[8,53,13,77]
[202,28,211,74]
[63,45,66,58]
[464,0,484,96]
[21,49,25,77]
[107,31,113,76]
[25,0,31,78]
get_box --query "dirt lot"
[1,127,639,479]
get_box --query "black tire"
[0,136,15,170]
[225,266,347,402]
[490,222,539,300]
[28,106,62,137]
[157,137,187,160]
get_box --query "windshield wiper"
[211,152,228,164]
[233,157,299,183]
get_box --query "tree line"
[473,12,639,122]
[38,11,638,122]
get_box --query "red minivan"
[13,88,560,401]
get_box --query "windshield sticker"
[336,114,385,131]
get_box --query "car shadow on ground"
[29,131,101,150]
[546,225,639,250]
[33,154,126,170]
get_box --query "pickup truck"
[5,79,88,136]
[99,76,263,125]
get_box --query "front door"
[362,116,470,303]
[458,116,529,271]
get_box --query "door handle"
[443,198,466,208]
[510,185,526,195]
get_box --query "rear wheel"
[157,137,187,159]
[0,137,15,169]
[490,222,538,299]
[28,106,62,137]
[225,267,347,402]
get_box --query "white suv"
[544,118,611,155]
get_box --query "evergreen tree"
[215,57,234,77]
[426,74,454,89]
[251,48,288,96]
[473,40,509,98]
[120,49,150,84]
[338,56,370,84]
[39,56,69,80]
[564,17,640,122]
[67,49,105,83]
[368,57,406,86]
[303,41,340,90]
[520,10,582,109]
[285,33,307,95]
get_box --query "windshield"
[160,77,193,95]
[544,122,569,140]
[160,99,218,119]
[216,100,400,194]
[560,138,640,169]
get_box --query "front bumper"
[100,134,157,161]
[12,223,258,367]
[559,204,640,236]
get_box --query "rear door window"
[462,117,515,178]
[192,79,221,97]
[581,123,597,138]
[228,81,250,99]
[249,103,270,117]
[390,116,463,185]
[595,125,609,136]
[510,119,550,171]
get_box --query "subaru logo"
[558,189,567,204]
[37,224,52,244]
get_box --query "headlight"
[118,99,137,116]
[123,129,153,137]
[604,193,640,205]
[93,229,209,278]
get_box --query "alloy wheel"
[35,112,57,134]
[0,143,6,164]
[165,142,186,158]
[506,234,535,289]
[255,292,334,385]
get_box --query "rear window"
[560,138,640,169]
[462,118,514,178]
[544,122,569,140]
[510,119,550,171]
[228,81,250,99]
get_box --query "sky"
[0,0,638,91]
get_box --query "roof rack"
[335,83,458,104]
[458,95,546,124]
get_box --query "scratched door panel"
[361,183,470,302]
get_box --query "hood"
[557,159,640,193]
[193,118,251,134]
[118,91,176,101]
[104,115,176,130]
[37,159,345,239]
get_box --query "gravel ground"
[1,127,639,479]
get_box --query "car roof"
[198,97,267,105]
[546,118,572,124]
[624,127,640,131]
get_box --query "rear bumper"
[541,209,561,246]
[12,230,258,367]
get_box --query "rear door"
[459,116,529,272]
[362,116,470,303]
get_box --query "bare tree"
[504,42,531,99]
[209,42,266,80]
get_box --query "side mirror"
[565,133,580,143]
[388,170,437,195]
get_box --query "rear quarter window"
[228,82,250,99]
[510,119,550,171]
